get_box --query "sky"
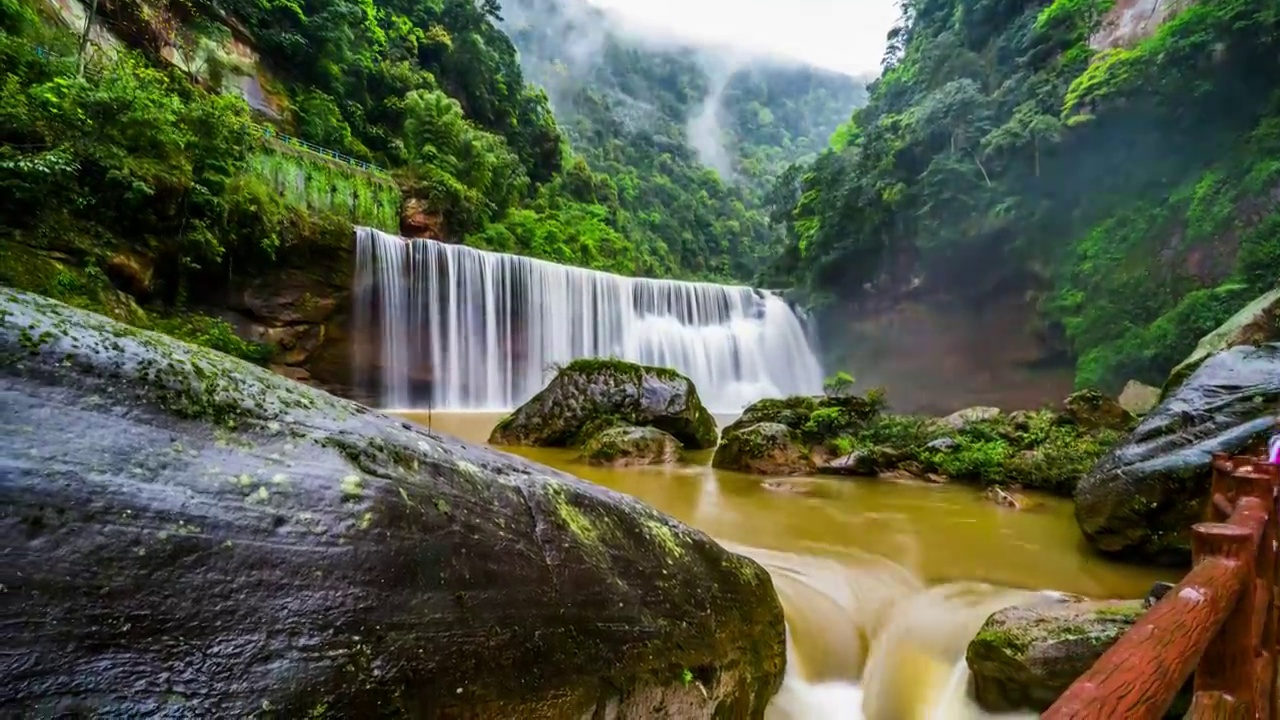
[584,0,901,77]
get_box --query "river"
[396,410,1172,719]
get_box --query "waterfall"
[352,227,824,412]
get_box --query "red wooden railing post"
[1190,521,1257,718]
[1255,460,1280,719]
[1230,465,1279,719]
[1045,453,1279,719]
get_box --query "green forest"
[0,0,861,289]
[0,0,1276,386]
[499,0,864,278]
[763,0,1279,391]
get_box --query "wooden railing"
[1045,452,1280,720]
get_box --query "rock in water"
[713,395,882,476]
[581,425,681,466]
[489,358,718,450]
[1074,343,1280,563]
[0,289,785,717]
[966,598,1189,716]
[713,422,815,476]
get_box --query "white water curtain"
[353,227,824,412]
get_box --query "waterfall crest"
[353,227,824,411]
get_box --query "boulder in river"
[966,598,1189,716]
[581,425,682,466]
[0,289,786,717]
[1074,343,1280,563]
[714,422,816,476]
[713,395,882,476]
[489,358,719,450]
[1163,287,1280,396]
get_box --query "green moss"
[339,474,363,499]
[643,518,687,559]
[546,482,599,546]
[822,406,1122,495]
[560,357,683,384]
[248,144,401,233]
[1094,603,1145,622]
[972,626,1031,657]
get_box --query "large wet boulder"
[489,359,718,450]
[713,422,815,476]
[1163,288,1280,396]
[1074,343,1280,563]
[712,395,882,476]
[0,289,786,717]
[582,425,681,467]
[966,598,1189,716]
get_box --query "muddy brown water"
[397,411,1176,719]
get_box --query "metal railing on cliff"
[1045,452,1280,720]
[259,126,391,178]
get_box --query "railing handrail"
[1046,453,1280,720]
[259,127,390,177]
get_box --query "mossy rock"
[1163,288,1280,397]
[1061,389,1135,431]
[1074,343,1280,564]
[582,425,682,467]
[813,408,1122,496]
[712,422,815,476]
[966,598,1189,717]
[0,289,786,717]
[489,358,718,450]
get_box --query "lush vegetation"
[500,0,865,278]
[247,142,401,231]
[0,0,354,360]
[765,0,1280,391]
[1,0,867,324]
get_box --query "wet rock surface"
[489,359,718,450]
[1163,288,1280,396]
[1074,343,1280,564]
[581,425,682,466]
[714,422,816,476]
[713,395,881,476]
[967,598,1188,716]
[0,289,786,718]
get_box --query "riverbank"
[401,410,1176,719]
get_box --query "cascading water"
[353,227,824,411]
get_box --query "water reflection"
[399,411,1173,718]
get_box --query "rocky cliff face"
[823,287,1075,415]
[1091,0,1200,50]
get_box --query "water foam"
[352,227,823,412]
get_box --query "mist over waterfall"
[353,227,824,411]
